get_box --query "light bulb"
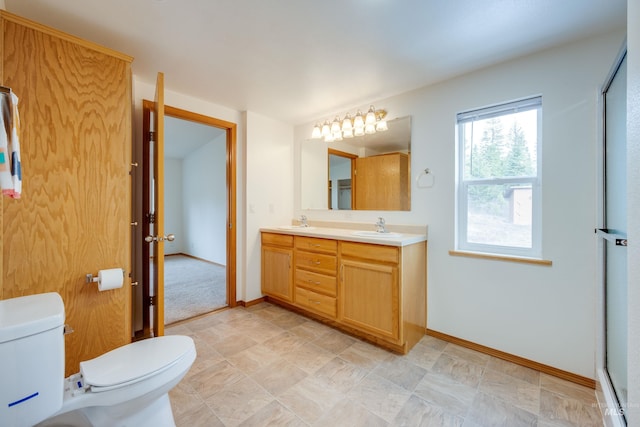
[365,123,376,134]
[353,111,364,129]
[311,123,322,139]
[375,120,388,132]
[365,105,376,125]
[321,121,331,137]
[330,116,341,134]
[341,114,353,131]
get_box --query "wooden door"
[150,72,166,336]
[0,12,133,375]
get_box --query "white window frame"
[456,96,542,258]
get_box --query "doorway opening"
[162,114,229,324]
[135,101,237,337]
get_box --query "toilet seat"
[80,335,194,393]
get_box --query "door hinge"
[147,213,156,224]
[148,296,156,306]
[148,131,156,142]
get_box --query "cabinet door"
[1,13,132,376]
[340,259,399,341]
[262,246,293,301]
[354,153,409,210]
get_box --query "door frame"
[139,101,237,336]
[328,148,357,210]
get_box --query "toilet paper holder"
[85,269,125,284]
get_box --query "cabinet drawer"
[340,241,399,264]
[295,236,337,254]
[295,287,336,318]
[295,251,337,275]
[295,269,337,296]
[262,232,294,247]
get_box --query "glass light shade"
[311,123,322,139]
[364,123,376,134]
[321,121,331,137]
[353,111,364,129]
[330,117,341,134]
[343,128,354,138]
[341,114,352,131]
[324,132,334,142]
[333,131,343,141]
[375,120,388,132]
[354,127,365,137]
[365,105,376,125]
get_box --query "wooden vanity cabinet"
[261,231,427,354]
[294,236,338,319]
[261,233,294,302]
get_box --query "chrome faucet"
[300,215,309,227]
[375,217,387,233]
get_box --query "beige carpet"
[164,254,227,325]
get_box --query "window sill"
[449,250,552,266]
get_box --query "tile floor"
[167,302,603,427]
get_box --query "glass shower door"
[601,52,627,418]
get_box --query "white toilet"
[0,292,196,427]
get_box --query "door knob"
[145,233,175,243]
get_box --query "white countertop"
[260,224,427,247]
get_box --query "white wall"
[183,136,227,264]
[626,0,640,423]
[293,30,625,379]
[244,111,294,301]
[164,157,184,254]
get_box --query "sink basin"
[351,231,403,238]
[278,225,315,230]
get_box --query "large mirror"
[301,116,411,211]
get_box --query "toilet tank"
[0,292,65,427]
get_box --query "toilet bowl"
[0,292,196,427]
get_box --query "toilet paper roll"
[97,268,124,291]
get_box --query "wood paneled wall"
[0,12,133,376]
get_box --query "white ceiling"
[4,0,626,125]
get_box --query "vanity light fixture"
[311,105,388,142]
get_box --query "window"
[456,96,542,258]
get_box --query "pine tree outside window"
[456,96,542,258]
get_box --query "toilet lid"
[80,335,194,389]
